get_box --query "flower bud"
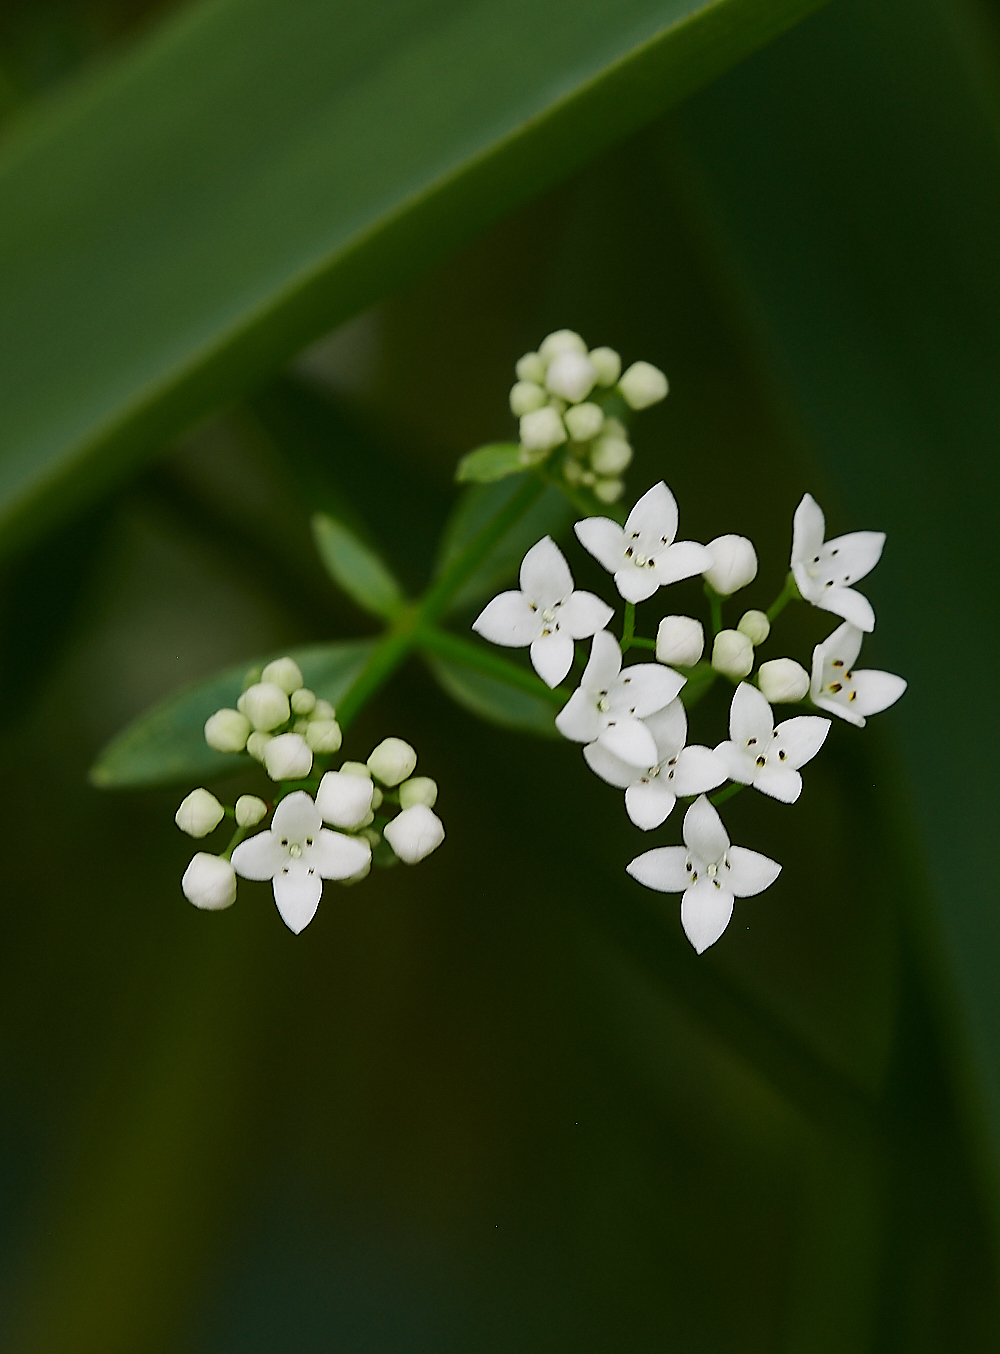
[588,346,621,386]
[509,380,547,416]
[261,657,304,694]
[519,406,566,456]
[656,615,704,667]
[339,857,372,887]
[563,402,604,442]
[399,776,438,810]
[758,658,810,704]
[339,760,371,778]
[182,853,237,911]
[619,360,668,409]
[293,719,310,735]
[241,666,263,691]
[368,737,417,786]
[545,351,597,403]
[305,718,343,753]
[515,351,546,383]
[737,609,770,645]
[175,788,225,838]
[241,681,290,731]
[316,769,375,828]
[311,699,336,721]
[262,732,313,781]
[204,708,251,753]
[235,794,268,828]
[590,433,632,475]
[290,687,316,715]
[562,457,584,486]
[371,785,383,809]
[538,329,587,361]
[703,535,758,596]
[594,477,624,504]
[383,804,445,864]
[246,731,272,761]
[712,629,755,680]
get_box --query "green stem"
[335,618,417,729]
[628,636,656,651]
[766,571,801,623]
[620,601,636,652]
[710,782,744,807]
[417,627,565,706]
[705,582,723,636]
[221,823,249,861]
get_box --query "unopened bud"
[563,402,604,442]
[758,658,809,704]
[261,657,303,694]
[509,380,547,416]
[371,785,383,810]
[367,737,417,786]
[399,776,438,810]
[204,708,250,753]
[182,853,237,911]
[590,434,632,475]
[538,329,587,361]
[175,788,225,838]
[563,457,584,486]
[246,731,272,761]
[594,478,624,504]
[545,351,597,404]
[311,699,336,722]
[737,610,770,645]
[619,360,668,410]
[262,732,313,781]
[290,687,316,715]
[383,804,445,864]
[656,615,704,667]
[241,666,263,692]
[235,794,268,827]
[241,681,290,731]
[704,535,758,596]
[519,406,566,456]
[339,857,372,887]
[515,351,546,383]
[339,760,371,778]
[305,718,343,753]
[712,629,755,680]
[588,347,621,386]
[316,770,375,829]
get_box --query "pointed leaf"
[425,654,559,738]
[311,513,405,620]
[456,443,525,483]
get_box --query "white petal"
[231,831,284,881]
[681,795,730,861]
[851,669,907,717]
[729,682,774,746]
[555,689,602,743]
[472,591,539,647]
[754,763,802,803]
[625,481,678,545]
[559,590,614,639]
[725,846,781,898]
[530,631,575,687]
[774,715,830,769]
[612,564,661,604]
[270,791,322,841]
[581,628,622,690]
[714,739,755,786]
[681,879,735,954]
[598,715,659,768]
[583,740,638,789]
[816,585,876,632]
[308,828,372,880]
[625,779,677,830]
[651,540,715,587]
[626,845,689,893]
[821,530,885,585]
[644,698,687,758]
[611,663,685,719]
[671,745,726,797]
[812,688,867,727]
[791,493,826,565]
[814,620,864,673]
[519,535,573,607]
[272,862,323,934]
[575,516,626,574]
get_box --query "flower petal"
[625,481,678,545]
[555,690,602,744]
[625,778,677,830]
[611,663,685,719]
[814,620,864,673]
[308,828,372,880]
[598,715,659,768]
[680,878,735,954]
[774,715,830,769]
[231,831,284,881]
[612,565,661,604]
[575,516,626,574]
[651,540,714,587]
[644,698,687,759]
[754,762,802,803]
[519,535,573,607]
[821,530,885,586]
[626,845,689,893]
[581,629,622,690]
[583,740,637,789]
[270,790,323,842]
[681,795,730,861]
[559,590,614,639]
[791,493,826,565]
[472,591,539,647]
[811,688,867,727]
[714,739,755,785]
[725,846,781,898]
[729,682,774,746]
[816,584,876,632]
[530,631,575,688]
[272,861,323,934]
[671,744,726,797]
[851,669,907,717]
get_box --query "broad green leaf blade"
[311,514,406,620]
[91,639,376,789]
[0,0,829,559]
[425,653,560,737]
[456,442,524,483]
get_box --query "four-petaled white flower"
[575,481,713,604]
[627,795,781,954]
[584,698,725,830]
[810,622,907,727]
[231,791,371,934]
[556,630,684,767]
[791,493,885,632]
[473,536,613,687]
[715,682,830,803]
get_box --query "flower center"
[597,696,610,714]
[706,861,718,878]
[288,843,302,859]
[541,608,556,624]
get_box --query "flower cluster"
[510,329,668,503]
[176,657,444,933]
[473,476,905,954]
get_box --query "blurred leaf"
[424,652,559,737]
[91,639,375,789]
[0,0,828,559]
[456,442,524,483]
[311,513,406,620]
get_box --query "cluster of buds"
[177,660,445,932]
[509,329,668,503]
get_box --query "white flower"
[316,769,374,828]
[627,796,780,954]
[261,657,304,694]
[588,347,621,386]
[715,682,830,802]
[656,615,704,667]
[703,535,757,595]
[204,707,251,753]
[564,402,604,441]
[367,737,418,786]
[584,698,725,830]
[810,622,907,727]
[618,361,668,409]
[240,681,290,731]
[399,776,438,809]
[737,609,770,644]
[262,732,313,781]
[231,791,370,933]
[519,406,566,457]
[546,351,598,403]
[711,629,754,679]
[555,630,685,767]
[182,853,238,911]
[384,804,445,863]
[175,788,225,838]
[575,482,713,604]
[791,493,885,632]
[758,658,810,703]
[472,536,613,687]
[235,794,267,827]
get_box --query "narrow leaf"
[421,631,561,738]
[456,442,524,483]
[311,513,405,620]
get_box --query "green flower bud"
[246,731,273,762]
[519,406,566,457]
[619,360,669,410]
[311,699,336,721]
[305,718,343,753]
[588,346,621,386]
[563,402,604,442]
[235,794,268,827]
[538,329,587,361]
[515,351,546,383]
[758,658,809,704]
[242,681,290,731]
[509,380,547,416]
[290,687,316,715]
[261,657,304,694]
[399,776,438,810]
[339,760,371,778]
[590,434,632,475]
[712,629,755,680]
[182,853,237,911]
[262,732,313,781]
[594,477,624,504]
[367,737,417,786]
[737,610,770,645]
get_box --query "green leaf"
[311,513,406,620]
[90,639,376,789]
[0,0,829,560]
[425,653,559,738]
[456,442,524,483]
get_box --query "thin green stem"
[766,571,801,623]
[620,601,636,652]
[628,636,656,651]
[710,782,745,807]
[705,582,723,637]
[335,617,417,729]
[417,627,565,706]
[221,823,249,861]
